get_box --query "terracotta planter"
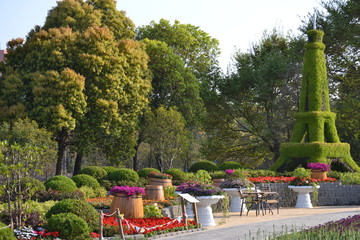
[212,179,225,187]
[311,169,327,180]
[110,194,144,218]
[149,178,173,188]
[144,185,165,201]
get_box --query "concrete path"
[155,206,360,240]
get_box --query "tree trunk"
[55,128,68,175]
[73,152,83,176]
[155,150,164,172]
[132,137,143,171]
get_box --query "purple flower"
[110,186,145,196]
[176,181,224,196]
[307,162,330,172]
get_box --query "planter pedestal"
[196,195,224,226]
[223,188,248,212]
[288,186,320,208]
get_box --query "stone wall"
[256,182,360,207]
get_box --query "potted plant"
[176,182,224,226]
[109,186,145,218]
[288,177,319,208]
[307,163,330,180]
[149,171,173,188]
[210,171,227,187]
[219,179,254,212]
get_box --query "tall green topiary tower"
[271,30,360,172]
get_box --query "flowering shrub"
[219,179,254,189]
[225,169,235,176]
[175,181,224,196]
[102,216,199,237]
[307,162,330,172]
[109,186,145,196]
[248,176,337,183]
[149,171,173,179]
[288,177,319,187]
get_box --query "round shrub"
[218,161,243,171]
[46,175,74,183]
[189,160,219,173]
[102,166,118,174]
[79,166,107,181]
[209,171,227,179]
[165,168,187,181]
[44,179,77,193]
[46,199,98,231]
[0,222,16,240]
[46,213,90,240]
[106,168,139,182]
[137,168,160,178]
[72,174,100,190]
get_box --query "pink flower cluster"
[110,186,145,196]
[225,169,235,176]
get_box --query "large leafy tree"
[0,0,151,174]
[203,31,305,167]
[145,106,188,171]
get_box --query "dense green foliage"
[46,213,90,240]
[189,160,219,173]
[72,174,100,190]
[46,199,98,231]
[79,166,107,181]
[0,222,16,240]
[137,168,160,178]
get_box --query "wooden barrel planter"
[149,178,173,188]
[145,185,165,201]
[212,179,225,187]
[311,170,327,180]
[110,194,144,218]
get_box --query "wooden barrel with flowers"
[109,186,144,218]
[148,172,173,188]
[307,163,329,180]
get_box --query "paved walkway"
[156,206,360,240]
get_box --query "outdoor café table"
[242,191,278,216]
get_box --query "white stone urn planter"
[288,185,320,208]
[195,195,224,226]
[222,188,248,212]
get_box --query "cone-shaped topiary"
[271,30,360,172]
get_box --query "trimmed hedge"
[44,176,77,193]
[46,199,98,231]
[189,160,219,172]
[165,168,187,181]
[105,168,139,182]
[46,213,90,240]
[72,174,100,190]
[79,166,107,181]
[218,161,243,170]
[137,168,160,178]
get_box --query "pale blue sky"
[0,0,322,70]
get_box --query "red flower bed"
[103,216,199,236]
[248,176,337,183]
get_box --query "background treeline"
[0,0,358,176]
